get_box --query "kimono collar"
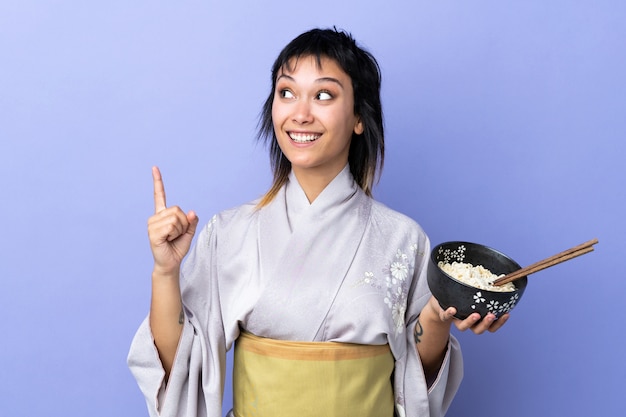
[252,164,373,340]
[285,165,359,227]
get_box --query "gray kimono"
[128,165,463,417]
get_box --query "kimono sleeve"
[395,233,464,417]
[127,218,227,417]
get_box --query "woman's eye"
[317,91,333,101]
[279,89,294,99]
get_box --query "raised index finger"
[152,166,167,213]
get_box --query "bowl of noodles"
[427,241,528,320]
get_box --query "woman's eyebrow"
[276,74,344,89]
[316,77,344,89]
[276,74,295,83]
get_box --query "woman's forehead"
[277,54,348,78]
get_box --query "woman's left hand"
[428,296,510,335]
[454,311,510,335]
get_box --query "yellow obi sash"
[233,331,394,417]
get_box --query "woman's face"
[272,55,363,182]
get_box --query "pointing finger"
[152,166,167,213]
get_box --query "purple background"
[1,1,624,416]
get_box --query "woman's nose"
[292,99,313,124]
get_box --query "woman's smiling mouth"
[288,132,321,143]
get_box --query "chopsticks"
[492,238,598,287]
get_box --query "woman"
[128,28,508,417]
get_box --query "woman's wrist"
[152,265,181,281]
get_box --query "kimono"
[128,165,463,417]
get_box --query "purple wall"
[1,1,624,416]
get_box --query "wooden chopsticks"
[492,238,598,287]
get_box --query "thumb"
[441,306,457,322]
[186,210,199,236]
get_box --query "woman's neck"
[292,165,346,203]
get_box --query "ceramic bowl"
[427,241,528,320]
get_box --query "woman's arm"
[149,269,184,377]
[147,166,199,377]
[416,296,509,381]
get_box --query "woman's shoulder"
[218,199,259,221]
[369,199,427,238]
[201,199,260,235]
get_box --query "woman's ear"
[354,117,364,135]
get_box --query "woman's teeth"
[289,132,320,143]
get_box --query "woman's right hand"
[148,166,199,276]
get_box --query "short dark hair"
[257,28,384,206]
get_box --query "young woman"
[128,28,508,417]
